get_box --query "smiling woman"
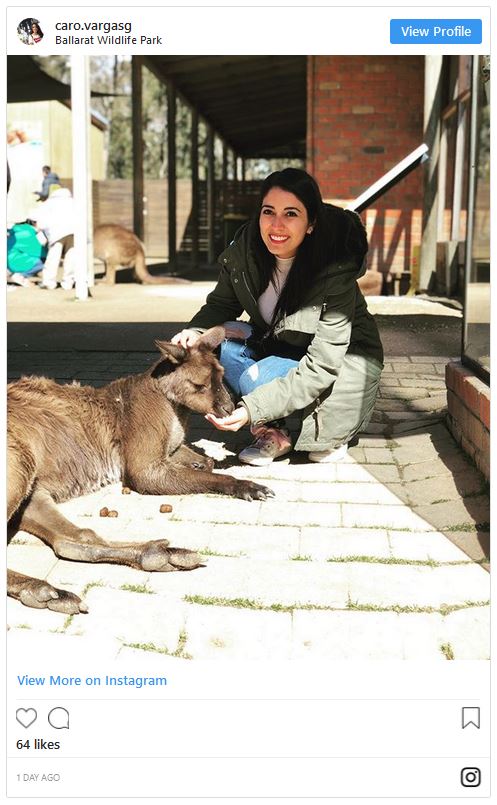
[172,168,384,467]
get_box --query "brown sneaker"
[238,425,292,466]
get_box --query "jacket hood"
[222,202,368,275]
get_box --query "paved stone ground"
[7,346,490,661]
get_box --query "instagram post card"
[4,2,492,800]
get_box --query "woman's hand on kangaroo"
[171,329,203,348]
[205,406,249,431]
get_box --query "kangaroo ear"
[198,326,226,351]
[154,340,187,365]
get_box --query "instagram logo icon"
[461,768,481,788]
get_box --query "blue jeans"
[219,339,299,397]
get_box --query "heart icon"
[16,708,37,728]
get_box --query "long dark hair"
[31,21,43,37]
[250,168,367,329]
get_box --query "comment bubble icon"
[48,707,69,729]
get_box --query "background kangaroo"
[94,224,189,285]
[7,327,273,615]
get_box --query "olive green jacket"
[188,211,383,434]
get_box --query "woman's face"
[32,24,39,33]
[259,187,313,260]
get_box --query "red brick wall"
[446,362,490,481]
[307,56,424,282]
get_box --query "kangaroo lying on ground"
[94,224,189,285]
[7,327,273,615]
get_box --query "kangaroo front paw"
[140,540,203,572]
[18,580,88,615]
[235,480,275,501]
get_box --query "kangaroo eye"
[194,383,208,392]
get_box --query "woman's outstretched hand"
[170,329,203,348]
[205,406,249,431]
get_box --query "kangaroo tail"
[134,247,190,285]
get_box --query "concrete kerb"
[6,296,489,660]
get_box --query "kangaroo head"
[152,327,234,417]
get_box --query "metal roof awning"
[145,55,307,159]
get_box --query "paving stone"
[46,558,150,590]
[171,496,262,525]
[225,460,332,482]
[388,530,475,562]
[402,457,471,481]
[411,356,452,363]
[408,396,448,412]
[347,562,489,608]
[298,527,391,560]
[398,378,447,389]
[395,423,455,445]
[357,435,393,448]
[301,482,401,505]
[146,557,350,608]
[441,529,490,565]
[66,587,188,651]
[403,475,485,506]
[391,419,442,435]
[375,399,409,411]
[258,501,341,527]
[363,447,395,464]
[392,363,436,373]
[160,521,300,560]
[441,607,490,660]
[185,604,292,660]
[393,444,448,465]
[379,377,400,386]
[115,646,187,665]
[361,423,389,435]
[413,496,490,530]
[386,411,439,421]
[386,356,412,362]
[291,610,405,659]
[335,462,386,482]
[344,464,403,484]
[7,544,59,579]
[342,503,434,531]
[381,483,411,503]
[380,388,429,400]
[8,532,41,546]
[398,613,449,660]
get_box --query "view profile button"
[390,19,482,45]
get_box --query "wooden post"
[222,142,228,181]
[71,55,92,299]
[221,141,228,230]
[206,124,215,264]
[241,157,246,194]
[167,82,176,267]
[190,108,199,269]
[131,56,144,242]
[419,56,443,292]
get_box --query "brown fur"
[93,224,189,285]
[7,327,273,615]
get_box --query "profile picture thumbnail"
[17,18,44,45]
